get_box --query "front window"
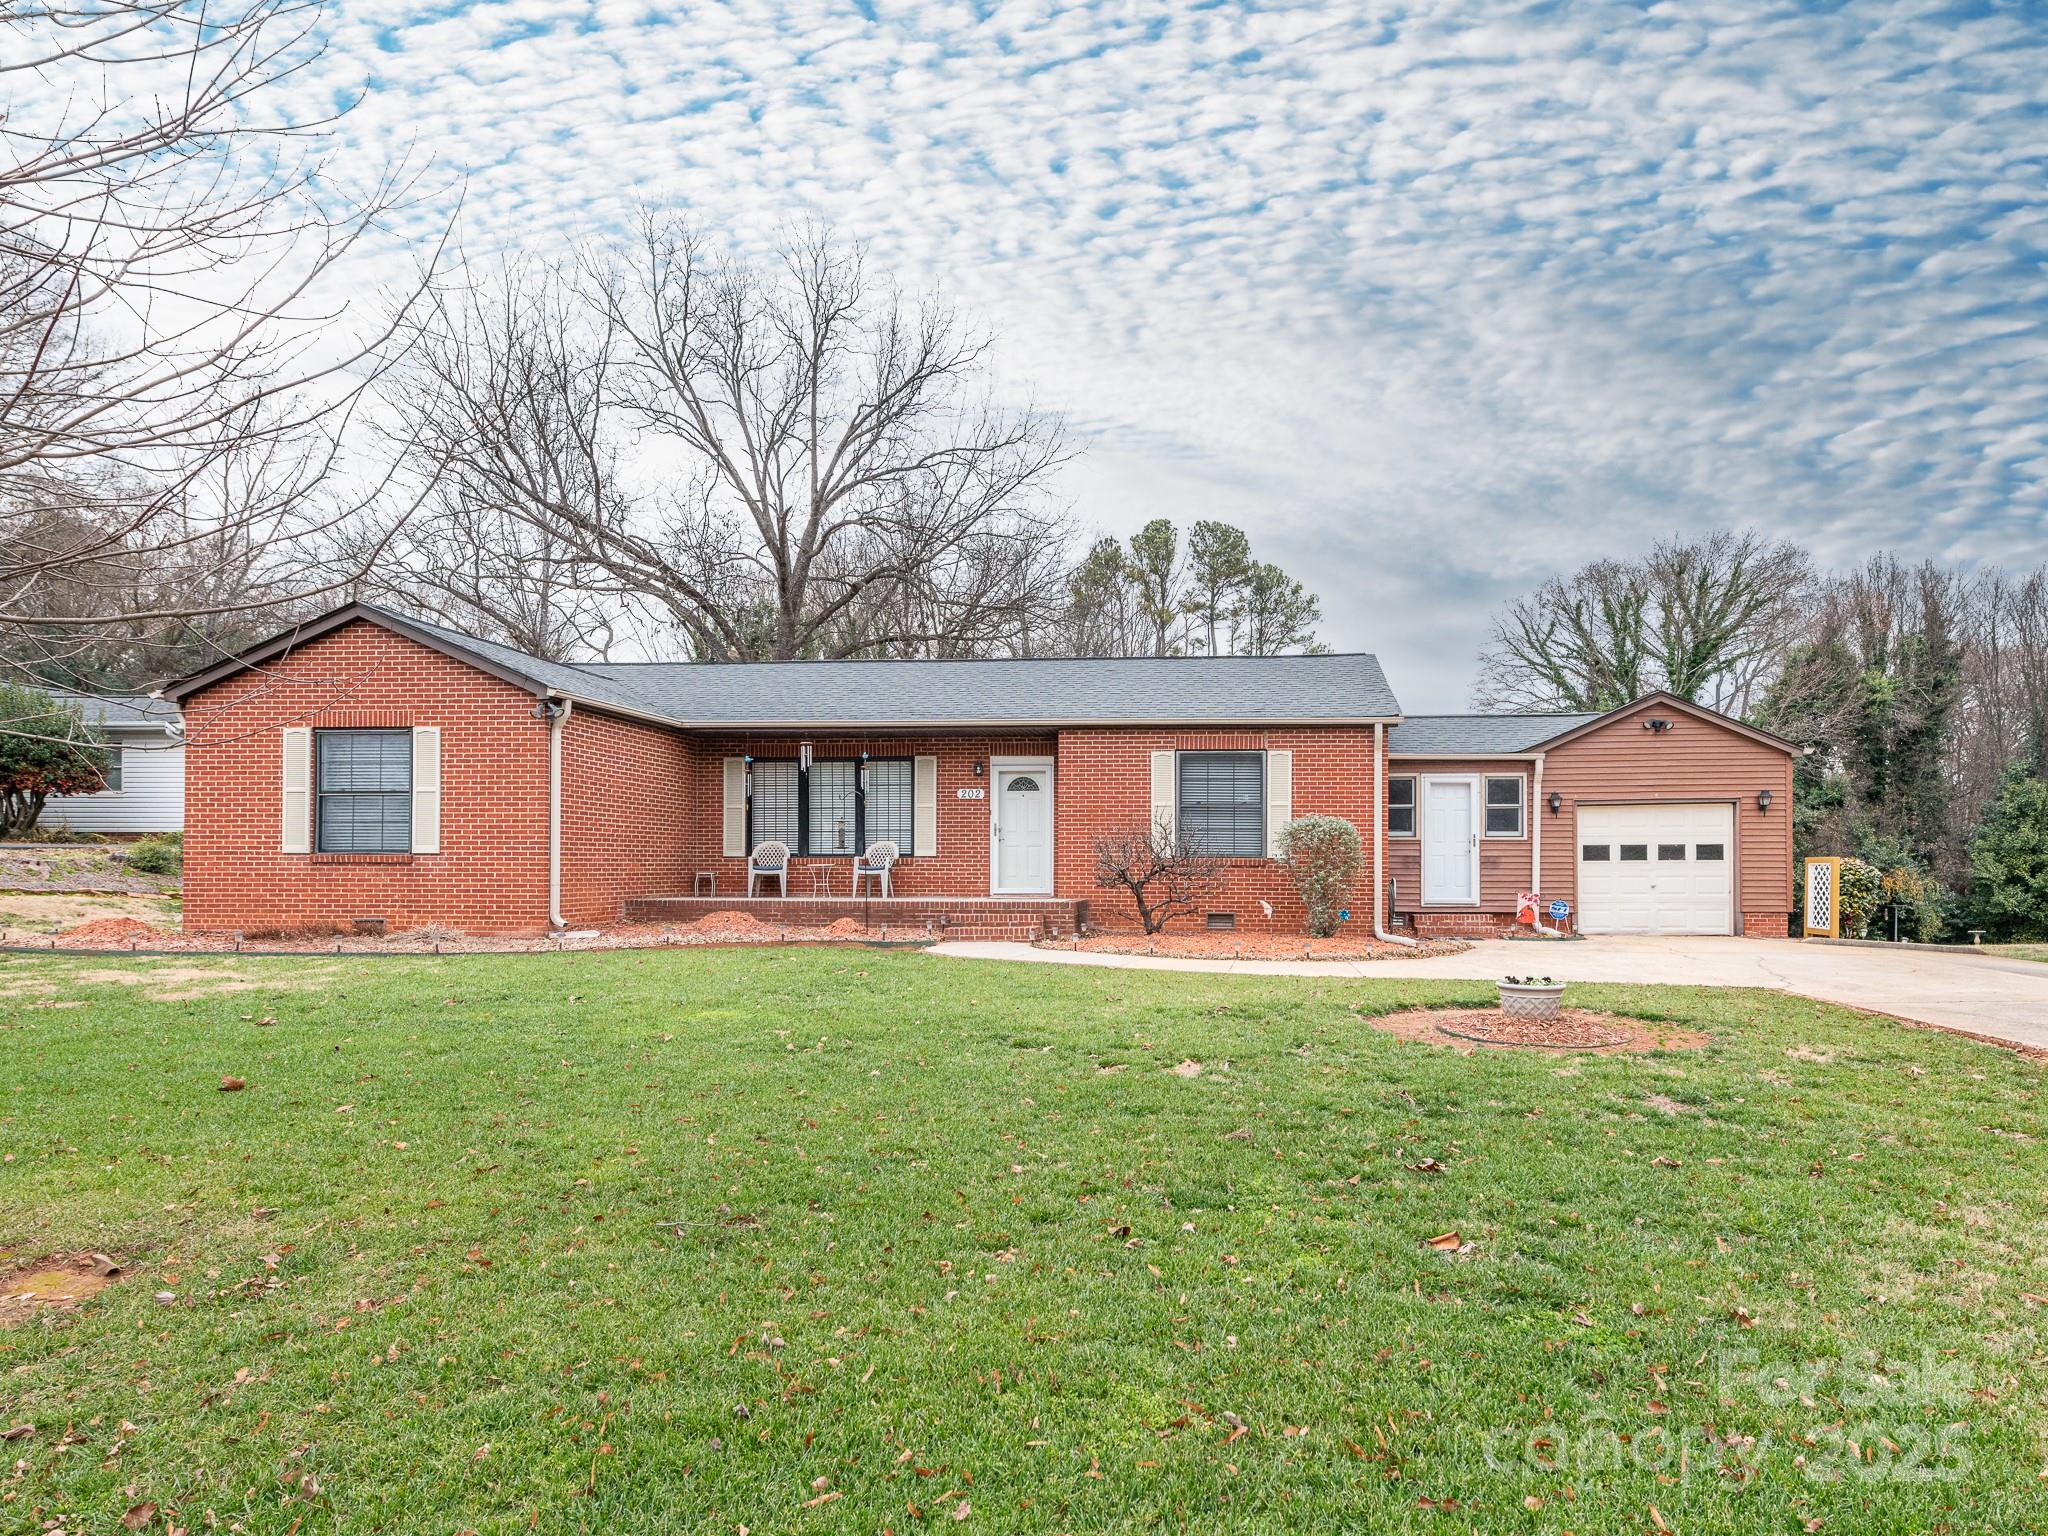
[316,730,412,853]
[1484,775,1524,837]
[1388,776,1415,837]
[100,745,123,792]
[748,755,911,856]
[1177,751,1265,858]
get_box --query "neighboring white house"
[37,695,184,835]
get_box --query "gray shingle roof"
[1388,713,1600,755]
[49,693,181,730]
[381,608,1401,725]
[571,652,1401,726]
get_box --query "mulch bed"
[1365,1006,1709,1054]
[1045,933,1472,962]
[7,910,934,955]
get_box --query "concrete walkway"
[929,935,2048,1052]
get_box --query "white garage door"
[1576,803,1734,935]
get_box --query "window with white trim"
[1387,776,1416,837]
[1177,751,1265,858]
[100,745,123,792]
[1483,775,1525,837]
[316,730,412,853]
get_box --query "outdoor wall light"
[974,759,985,776]
[1547,791,1562,814]
[1758,788,1774,812]
[1642,717,1674,733]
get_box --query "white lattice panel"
[1804,859,1835,937]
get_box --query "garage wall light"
[1547,791,1562,814]
[1757,789,1773,812]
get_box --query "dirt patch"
[0,891,181,941]
[68,962,340,999]
[0,1252,123,1328]
[53,916,177,947]
[825,916,865,937]
[1364,1007,1709,1055]
[1049,932,1471,961]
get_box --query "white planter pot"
[1497,980,1566,1020]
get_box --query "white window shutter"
[411,726,442,854]
[913,755,939,856]
[1150,750,1177,844]
[1265,749,1293,857]
[280,727,311,853]
[722,757,747,857]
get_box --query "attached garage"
[1575,802,1735,935]
[1388,692,1800,940]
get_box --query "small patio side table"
[693,871,717,898]
[809,867,833,897]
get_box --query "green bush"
[1836,856,1881,939]
[126,833,183,875]
[1967,768,2048,940]
[0,684,110,838]
[1275,814,1363,938]
[1856,831,1948,941]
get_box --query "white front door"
[1576,803,1735,934]
[992,765,1053,893]
[1421,777,1478,905]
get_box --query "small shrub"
[1835,856,1881,939]
[1093,823,1222,934]
[125,835,183,875]
[1276,814,1363,938]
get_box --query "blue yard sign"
[1549,900,1570,922]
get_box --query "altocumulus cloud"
[291,0,2043,702]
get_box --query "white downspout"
[1529,750,1560,935]
[1372,722,1418,948]
[548,698,574,930]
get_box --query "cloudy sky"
[304,0,2043,707]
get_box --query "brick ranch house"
[163,603,1799,940]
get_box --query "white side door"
[1576,803,1735,934]
[1421,777,1478,904]
[992,766,1053,894]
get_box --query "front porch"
[622,893,1084,942]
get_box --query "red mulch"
[1365,1006,1708,1054]
[53,917,179,947]
[1047,932,1471,962]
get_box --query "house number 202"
[956,787,986,799]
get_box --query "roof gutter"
[1372,722,1418,949]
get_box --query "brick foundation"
[623,894,1081,941]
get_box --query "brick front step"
[622,894,1083,940]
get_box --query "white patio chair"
[746,840,790,897]
[852,840,899,899]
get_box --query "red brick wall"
[558,707,698,926]
[181,620,555,935]
[684,735,1056,898]
[1054,727,1379,933]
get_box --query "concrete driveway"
[930,936,2048,1052]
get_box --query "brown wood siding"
[1540,702,1795,926]
[1383,759,1538,911]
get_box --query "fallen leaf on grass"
[951,1498,970,1520]
[1,1424,33,1440]
[1422,1231,1462,1252]
[122,1502,156,1529]
[219,1076,245,1091]
[1220,1127,1252,1142]
[800,1489,842,1510]
[1652,1155,1682,1168]
[1406,1158,1445,1174]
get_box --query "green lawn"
[1990,943,2048,965]
[2,950,2043,1534]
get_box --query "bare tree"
[1,0,446,694]
[390,222,1070,661]
[1092,823,1222,934]
[1475,531,1812,712]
